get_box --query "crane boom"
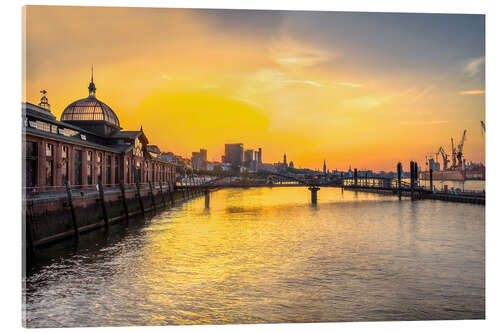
[437,146,449,170]
[451,138,457,168]
[457,129,467,169]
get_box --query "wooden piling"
[135,171,145,217]
[429,168,433,192]
[65,181,79,239]
[169,184,175,205]
[25,200,36,251]
[119,181,129,224]
[159,181,167,208]
[397,162,402,200]
[410,161,415,200]
[97,181,109,230]
[205,189,210,208]
[148,181,157,212]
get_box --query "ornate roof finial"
[38,89,50,110]
[88,65,96,97]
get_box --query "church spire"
[88,65,96,97]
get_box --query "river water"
[23,187,485,327]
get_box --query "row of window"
[26,118,86,141]
[25,140,175,188]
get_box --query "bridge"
[174,161,484,206]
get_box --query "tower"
[323,160,327,175]
[88,65,96,97]
[283,153,287,167]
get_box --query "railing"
[23,181,176,201]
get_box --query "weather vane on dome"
[88,65,96,97]
[38,89,50,110]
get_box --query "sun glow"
[24,6,485,170]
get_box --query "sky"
[23,6,485,171]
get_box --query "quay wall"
[24,185,207,249]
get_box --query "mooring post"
[97,181,109,230]
[169,183,175,205]
[205,189,210,209]
[429,168,433,192]
[181,179,186,200]
[309,186,320,205]
[159,181,166,208]
[415,162,419,188]
[26,200,36,252]
[135,170,145,217]
[119,181,129,224]
[65,181,79,239]
[410,161,415,200]
[148,181,157,212]
[397,162,402,200]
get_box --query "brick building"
[23,73,176,192]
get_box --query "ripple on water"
[24,187,485,327]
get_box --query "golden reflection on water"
[25,187,485,327]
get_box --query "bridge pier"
[308,186,320,205]
[204,189,210,209]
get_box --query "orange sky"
[23,6,485,171]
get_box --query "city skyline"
[24,6,485,170]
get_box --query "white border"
[2,1,499,332]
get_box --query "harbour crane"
[437,146,449,170]
[456,130,467,169]
[451,137,457,169]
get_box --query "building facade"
[191,149,207,171]
[224,143,243,166]
[23,74,176,192]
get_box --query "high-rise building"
[192,149,207,170]
[224,143,243,165]
[244,149,254,163]
[257,147,262,164]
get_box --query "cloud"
[332,82,363,88]
[285,80,324,87]
[235,69,325,101]
[460,89,485,95]
[400,120,449,126]
[340,96,388,111]
[203,84,218,89]
[270,37,332,68]
[161,73,173,80]
[464,56,485,77]
[230,97,264,109]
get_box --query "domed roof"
[61,96,120,128]
[60,69,120,129]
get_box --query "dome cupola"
[60,67,121,136]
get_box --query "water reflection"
[24,187,484,327]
